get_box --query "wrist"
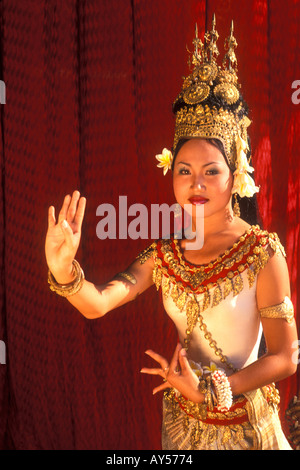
[48,260,85,297]
[49,263,76,285]
[193,391,206,404]
[185,380,207,404]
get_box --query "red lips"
[188,196,209,205]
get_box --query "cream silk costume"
[137,225,293,450]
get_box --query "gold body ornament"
[136,225,291,448]
[136,225,290,361]
[259,296,294,324]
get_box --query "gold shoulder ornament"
[136,241,157,264]
[267,232,286,257]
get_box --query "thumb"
[178,348,190,373]
[48,206,56,229]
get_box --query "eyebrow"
[177,161,221,167]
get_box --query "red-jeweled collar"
[155,225,271,291]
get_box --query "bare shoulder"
[256,237,291,309]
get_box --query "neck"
[189,204,236,242]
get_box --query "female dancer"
[45,18,298,450]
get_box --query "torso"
[146,223,285,373]
[156,222,262,373]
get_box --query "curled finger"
[140,367,165,378]
[145,350,169,371]
[153,381,171,395]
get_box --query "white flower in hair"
[155,148,173,175]
[232,134,260,198]
[232,171,260,198]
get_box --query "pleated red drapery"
[0,0,299,450]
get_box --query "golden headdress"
[155,15,260,199]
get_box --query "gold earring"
[233,193,240,217]
[174,203,182,218]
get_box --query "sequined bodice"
[137,224,286,373]
[162,268,262,373]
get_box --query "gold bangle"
[205,375,215,411]
[199,376,216,411]
[48,260,85,297]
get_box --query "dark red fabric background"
[0,0,299,450]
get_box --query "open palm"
[45,190,86,280]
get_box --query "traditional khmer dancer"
[45,16,298,450]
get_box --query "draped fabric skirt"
[161,387,292,450]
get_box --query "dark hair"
[172,137,263,228]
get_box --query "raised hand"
[45,190,86,284]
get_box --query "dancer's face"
[172,138,233,219]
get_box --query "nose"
[190,175,206,190]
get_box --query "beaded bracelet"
[211,370,233,412]
[48,260,85,297]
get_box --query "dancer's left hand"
[140,343,204,403]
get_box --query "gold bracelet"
[204,375,216,411]
[48,260,85,297]
[199,376,217,411]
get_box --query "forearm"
[48,262,106,319]
[229,314,298,397]
[65,279,106,319]
[49,260,153,319]
[228,352,297,397]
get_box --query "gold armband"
[115,271,137,285]
[259,296,294,324]
[48,260,85,297]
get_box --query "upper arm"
[256,245,291,309]
[256,246,298,365]
[95,250,155,315]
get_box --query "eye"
[206,168,219,175]
[178,167,191,175]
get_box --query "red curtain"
[0,0,299,450]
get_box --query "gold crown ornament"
[155,15,260,201]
